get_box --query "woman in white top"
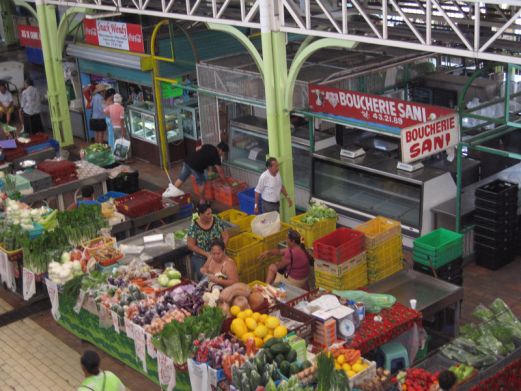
[254,157,292,214]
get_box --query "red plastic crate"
[213,178,248,207]
[23,132,49,147]
[190,176,214,200]
[115,190,163,217]
[37,160,77,178]
[53,173,78,185]
[313,227,364,264]
[170,192,192,206]
[3,146,26,161]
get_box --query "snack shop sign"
[84,20,144,53]
[309,85,459,163]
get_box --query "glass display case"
[176,100,200,141]
[228,116,335,189]
[128,102,183,145]
[311,146,457,238]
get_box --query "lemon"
[254,324,268,338]
[230,318,246,338]
[342,363,351,372]
[252,312,261,321]
[263,334,273,344]
[230,305,241,317]
[265,316,280,329]
[237,311,248,320]
[273,325,288,338]
[260,314,268,323]
[352,363,364,373]
[244,309,253,317]
[335,363,341,370]
[245,318,258,331]
[336,354,345,365]
[242,332,255,343]
[355,358,362,366]
[347,370,357,378]
[254,337,264,348]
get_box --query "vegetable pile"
[395,368,438,391]
[48,251,84,284]
[448,363,476,383]
[4,199,56,231]
[194,335,245,369]
[301,201,337,225]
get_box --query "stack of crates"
[474,180,519,270]
[412,228,463,285]
[218,209,255,237]
[313,227,366,290]
[225,232,264,283]
[355,216,403,284]
[290,213,337,249]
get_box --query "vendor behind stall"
[200,239,239,287]
[68,185,100,210]
[187,203,229,281]
[260,229,312,289]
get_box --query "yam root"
[220,282,251,303]
[232,295,250,310]
[248,291,266,310]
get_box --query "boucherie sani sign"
[309,85,459,163]
[84,20,144,53]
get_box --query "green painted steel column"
[36,1,74,146]
[0,0,17,45]
[455,142,463,233]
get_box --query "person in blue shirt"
[90,84,108,144]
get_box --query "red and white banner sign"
[401,114,459,163]
[309,85,454,129]
[18,25,41,48]
[84,19,144,53]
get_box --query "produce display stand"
[367,269,464,345]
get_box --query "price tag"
[5,259,16,292]
[133,324,147,373]
[45,279,60,321]
[207,365,219,388]
[157,351,176,391]
[146,332,157,358]
[0,252,7,283]
[124,317,135,339]
[111,311,120,334]
[98,305,112,328]
[74,290,86,314]
[188,359,209,391]
[22,268,36,301]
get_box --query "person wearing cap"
[0,82,14,125]
[20,79,42,135]
[90,84,107,144]
[254,157,292,214]
[78,350,125,391]
[169,142,229,203]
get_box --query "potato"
[232,295,250,310]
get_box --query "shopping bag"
[114,137,131,161]
[251,211,281,237]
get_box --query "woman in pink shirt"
[104,93,126,139]
[260,229,312,289]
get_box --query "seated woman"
[186,203,229,281]
[200,239,239,287]
[260,229,312,290]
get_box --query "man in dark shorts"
[170,142,229,203]
[90,84,107,144]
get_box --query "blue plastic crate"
[29,223,44,239]
[177,203,193,218]
[98,191,128,203]
[238,188,261,214]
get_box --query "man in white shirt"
[20,79,42,134]
[0,82,14,125]
[254,157,292,214]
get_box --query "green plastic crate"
[413,228,463,268]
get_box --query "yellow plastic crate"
[239,264,267,284]
[314,252,366,277]
[226,232,263,272]
[366,236,403,269]
[290,213,337,249]
[219,209,247,225]
[237,215,255,232]
[355,216,401,249]
[314,258,368,291]
[263,223,291,251]
[367,262,403,283]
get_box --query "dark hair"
[217,142,229,153]
[0,81,6,88]
[287,229,314,268]
[81,350,100,375]
[210,239,225,251]
[106,88,116,98]
[25,79,34,86]
[81,185,94,199]
[196,202,212,215]
[266,157,277,168]
[438,370,457,390]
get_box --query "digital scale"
[340,147,366,159]
[397,161,424,172]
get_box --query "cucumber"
[263,337,281,349]
[286,349,297,363]
[270,342,291,356]
[290,362,300,375]
[250,369,261,390]
[275,354,285,365]
[280,360,291,378]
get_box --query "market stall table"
[367,270,464,343]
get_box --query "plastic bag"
[332,290,396,313]
[114,137,131,161]
[85,148,115,167]
[251,211,281,237]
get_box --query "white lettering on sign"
[401,114,460,163]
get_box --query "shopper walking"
[254,157,292,214]
[169,142,229,203]
[187,203,229,281]
[78,350,125,391]
[260,229,312,289]
[104,93,126,147]
[19,79,42,135]
[0,81,14,125]
[90,84,107,144]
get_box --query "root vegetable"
[220,283,251,304]
[231,295,250,310]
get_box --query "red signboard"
[84,19,144,53]
[18,25,41,48]
[309,85,454,129]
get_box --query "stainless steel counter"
[367,270,464,336]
